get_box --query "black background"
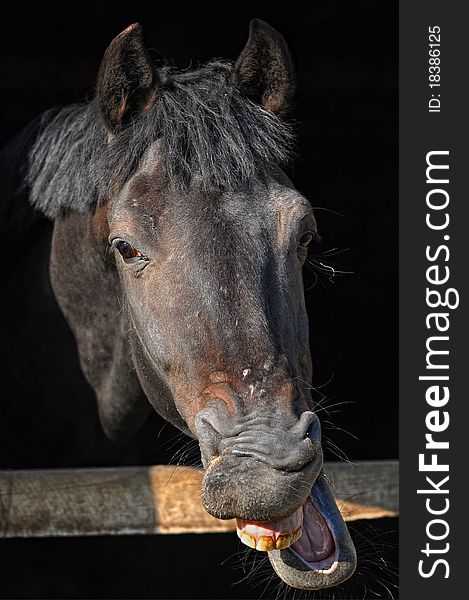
[0,1,397,598]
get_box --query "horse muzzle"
[194,404,356,589]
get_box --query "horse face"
[104,155,357,590]
[107,161,320,485]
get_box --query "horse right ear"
[97,23,159,133]
[231,19,295,117]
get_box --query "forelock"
[26,61,296,219]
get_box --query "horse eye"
[113,240,142,261]
[299,232,314,247]
[298,232,322,257]
[300,231,322,250]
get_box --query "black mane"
[25,61,295,219]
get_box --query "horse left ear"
[97,23,158,132]
[231,19,295,117]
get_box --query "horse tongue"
[291,498,334,562]
[236,507,303,551]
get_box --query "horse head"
[28,20,356,590]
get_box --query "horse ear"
[97,23,158,132]
[231,19,295,116]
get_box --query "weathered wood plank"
[0,461,398,538]
[324,460,399,512]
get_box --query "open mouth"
[236,471,356,589]
[236,495,335,566]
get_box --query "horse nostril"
[295,410,322,443]
[194,411,223,468]
[305,412,322,445]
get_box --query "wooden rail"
[0,461,398,538]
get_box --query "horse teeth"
[256,535,276,551]
[236,526,302,551]
[276,533,293,549]
[240,531,256,549]
[290,526,302,546]
[293,526,302,543]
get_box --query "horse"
[0,20,356,590]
